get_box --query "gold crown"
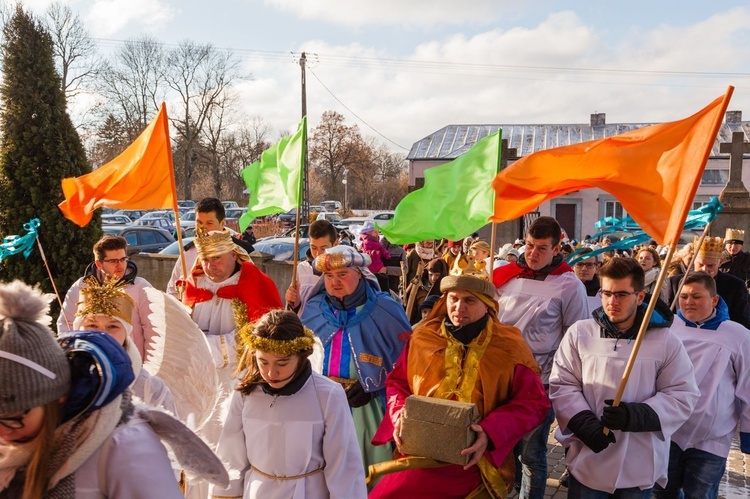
[194,226,238,259]
[695,236,724,259]
[725,228,744,243]
[76,275,134,325]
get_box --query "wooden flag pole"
[603,244,676,435]
[35,237,69,330]
[489,223,497,276]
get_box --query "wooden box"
[399,395,480,465]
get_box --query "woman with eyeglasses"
[56,234,157,361]
[0,280,227,498]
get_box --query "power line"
[308,67,409,151]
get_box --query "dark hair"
[561,243,574,253]
[236,310,312,395]
[527,216,562,246]
[196,197,225,221]
[599,257,645,290]
[682,271,717,296]
[93,235,127,261]
[577,246,601,262]
[309,219,337,243]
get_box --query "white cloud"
[83,0,176,37]
[262,0,512,28]
[235,8,750,152]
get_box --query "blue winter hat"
[58,330,134,421]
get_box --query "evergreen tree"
[0,6,100,309]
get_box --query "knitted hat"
[0,281,71,414]
[418,295,440,312]
[470,240,491,255]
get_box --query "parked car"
[177,200,196,210]
[179,210,196,231]
[277,208,298,227]
[253,237,310,262]
[114,209,150,221]
[102,214,132,225]
[224,207,248,232]
[158,237,196,255]
[102,226,175,255]
[371,211,395,222]
[309,205,325,214]
[222,201,239,210]
[316,212,342,224]
[320,200,342,212]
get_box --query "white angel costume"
[209,368,366,499]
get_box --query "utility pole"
[299,52,309,220]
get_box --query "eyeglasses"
[0,409,30,430]
[101,257,129,265]
[574,262,598,269]
[601,290,639,300]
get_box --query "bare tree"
[97,36,166,140]
[45,2,99,100]
[309,111,366,202]
[165,40,246,199]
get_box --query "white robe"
[73,420,183,498]
[549,318,700,493]
[187,272,242,499]
[209,372,367,499]
[495,272,588,384]
[670,317,750,457]
[167,247,198,298]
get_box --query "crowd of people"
[1,198,748,499]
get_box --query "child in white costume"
[210,310,366,499]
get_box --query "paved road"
[507,422,749,499]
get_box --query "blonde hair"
[23,400,64,499]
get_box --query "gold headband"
[244,327,316,356]
[194,226,250,262]
[76,275,134,324]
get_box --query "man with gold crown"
[662,236,750,329]
[720,227,750,287]
[299,245,412,472]
[179,226,281,498]
[369,267,549,498]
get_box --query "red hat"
[447,240,462,248]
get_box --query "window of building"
[700,169,728,186]
[604,200,625,219]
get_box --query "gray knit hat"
[0,280,71,414]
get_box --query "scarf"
[415,245,435,260]
[492,253,572,287]
[324,277,368,311]
[0,393,132,498]
[261,360,313,396]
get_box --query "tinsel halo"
[238,321,315,356]
[76,275,134,324]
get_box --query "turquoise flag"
[0,218,40,263]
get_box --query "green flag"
[239,117,306,231]
[377,129,501,244]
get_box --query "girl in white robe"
[209,309,366,499]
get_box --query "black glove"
[602,399,661,432]
[346,382,374,408]
[567,410,616,453]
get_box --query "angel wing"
[142,287,219,432]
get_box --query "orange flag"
[491,87,733,246]
[59,103,177,227]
